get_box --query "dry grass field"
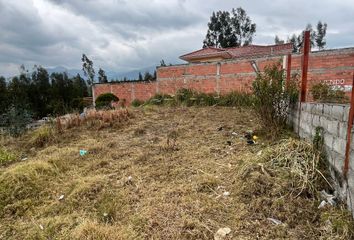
[0,106,353,239]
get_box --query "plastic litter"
[231,132,238,136]
[318,190,336,208]
[267,217,282,225]
[244,131,257,145]
[214,227,231,240]
[318,200,327,209]
[21,157,28,161]
[58,195,65,201]
[39,224,44,230]
[79,150,88,156]
[223,191,230,197]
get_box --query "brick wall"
[92,47,354,105]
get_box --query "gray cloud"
[1,0,354,77]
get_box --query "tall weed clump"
[311,82,349,103]
[252,62,298,137]
[218,91,254,107]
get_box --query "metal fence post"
[344,73,354,179]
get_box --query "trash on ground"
[58,195,65,201]
[21,157,28,161]
[257,150,262,156]
[125,176,133,185]
[79,150,88,156]
[244,130,258,145]
[319,190,336,207]
[214,227,231,240]
[267,217,282,225]
[39,224,44,230]
[318,200,328,209]
[223,191,230,196]
[231,132,238,136]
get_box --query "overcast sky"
[1,0,354,77]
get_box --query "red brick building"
[93,44,354,105]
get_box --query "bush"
[147,94,174,105]
[311,82,349,103]
[218,91,254,107]
[0,106,32,137]
[175,88,196,106]
[95,93,119,109]
[0,148,16,166]
[131,99,145,107]
[29,125,56,148]
[252,62,299,137]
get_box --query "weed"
[252,61,299,138]
[311,82,349,103]
[0,147,17,166]
[29,125,56,148]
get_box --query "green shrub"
[252,62,299,137]
[147,94,173,105]
[0,148,16,166]
[195,92,218,106]
[0,106,32,137]
[29,125,56,148]
[131,99,145,107]
[95,93,119,109]
[311,82,349,103]
[218,91,254,107]
[175,88,197,106]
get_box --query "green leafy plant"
[311,82,349,103]
[218,91,254,107]
[131,99,145,107]
[95,93,119,109]
[252,62,299,137]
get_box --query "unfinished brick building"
[92,43,354,105]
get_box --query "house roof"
[180,43,293,62]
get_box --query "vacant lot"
[0,107,353,239]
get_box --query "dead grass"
[0,106,353,239]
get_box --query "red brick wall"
[93,48,354,105]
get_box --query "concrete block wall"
[289,102,354,214]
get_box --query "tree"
[0,76,8,113]
[143,72,153,81]
[288,34,298,53]
[160,59,166,67]
[98,68,108,83]
[30,66,50,118]
[81,54,95,86]
[203,7,256,48]
[274,35,285,44]
[72,74,88,98]
[138,72,143,81]
[315,21,327,50]
[287,22,327,53]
